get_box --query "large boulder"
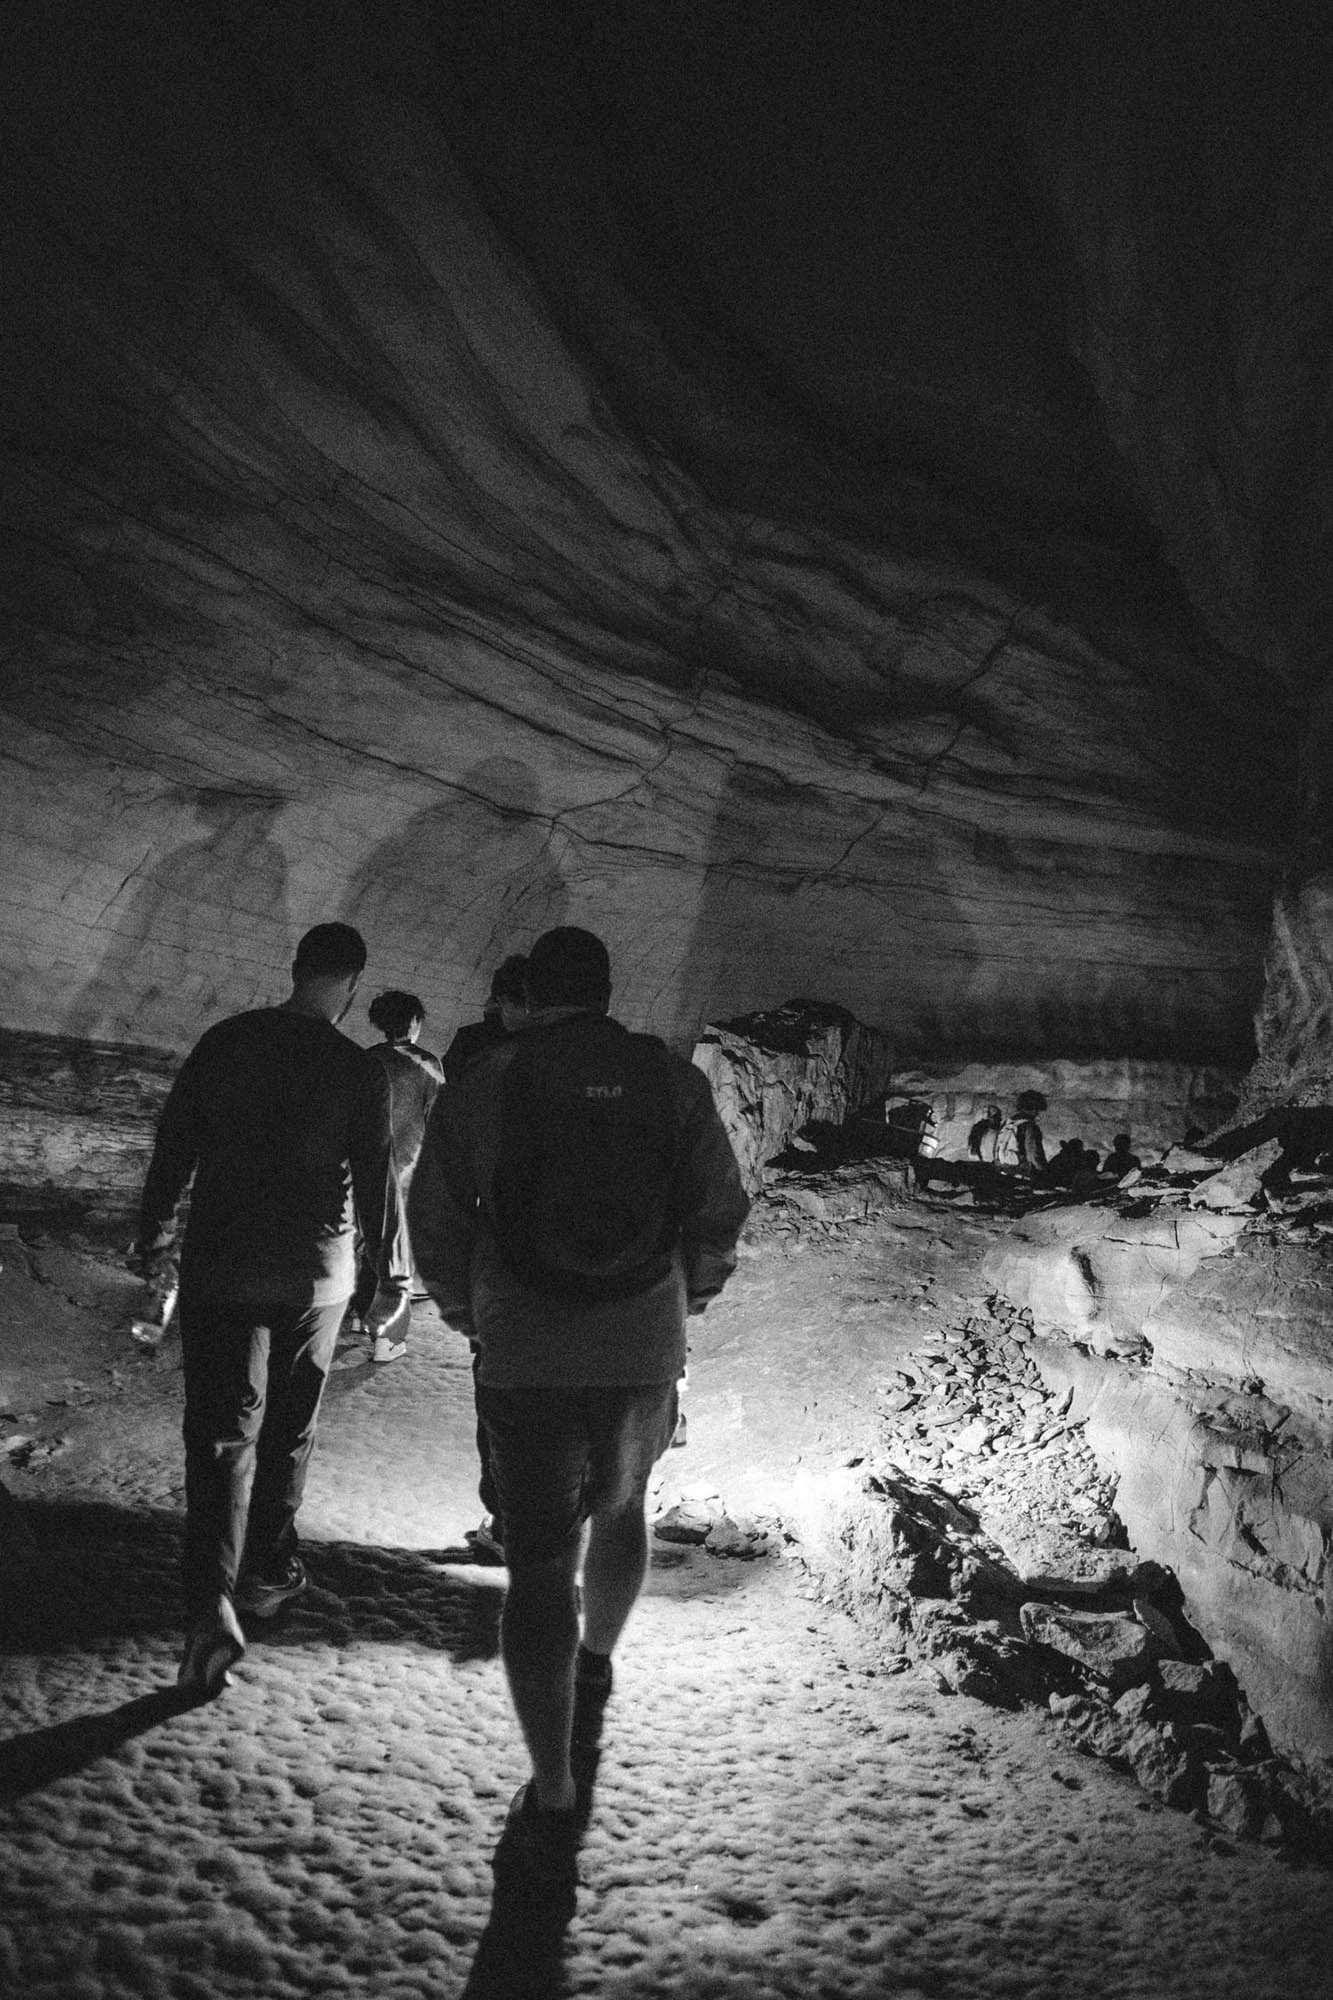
[692,1001,893,1191]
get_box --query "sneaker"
[178,1597,246,1697]
[493,1781,579,1894]
[371,1333,408,1363]
[464,1516,505,1564]
[237,1555,308,1618]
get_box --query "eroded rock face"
[1246,874,1333,1113]
[692,1001,894,1190]
[0,1031,175,1222]
[0,1,1307,1071]
[983,1154,1333,1759]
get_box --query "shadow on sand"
[0,1497,504,1793]
[460,1706,608,2000]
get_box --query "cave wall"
[0,0,1305,1069]
[1013,0,1333,1104]
[985,1200,1333,1761]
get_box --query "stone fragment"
[1188,1138,1283,1210]
[1160,1146,1220,1175]
[1206,1767,1273,1839]
[1113,1684,1160,1727]
[1155,1659,1214,1701]
[1238,1711,1272,1761]
[1122,1721,1199,1806]
[1153,1658,1242,1736]
[1019,1547,1143,1598]
[1050,1691,1132,1761]
[953,1419,994,1454]
[704,1515,766,1559]
[1020,1603,1155,1694]
[1132,1597,1184,1659]
[653,1499,718,1544]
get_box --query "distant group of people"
[132,922,749,1890]
[964,1093,1141,1194]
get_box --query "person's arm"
[349,1058,410,1297]
[674,1073,751,1314]
[407,1085,480,1334]
[133,1047,205,1266]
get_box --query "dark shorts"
[475,1380,679,1569]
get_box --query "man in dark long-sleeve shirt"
[135,922,408,1695]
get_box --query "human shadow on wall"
[66,788,291,1044]
[339,758,569,1011]
[671,758,981,1056]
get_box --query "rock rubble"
[650,1484,784,1562]
[792,1261,1333,1853]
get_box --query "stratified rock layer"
[984,1155,1333,1760]
[0,1,1295,1067]
[1246,873,1333,1113]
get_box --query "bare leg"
[499,1532,581,1812]
[580,1489,650,1658]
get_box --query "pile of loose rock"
[650,1485,783,1561]
[804,1299,1333,1853]
[874,1295,1121,1556]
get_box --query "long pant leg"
[471,1348,499,1518]
[243,1297,345,1581]
[179,1293,272,1618]
[352,1255,378,1320]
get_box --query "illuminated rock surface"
[2,1210,1332,1997]
[2,3,1326,1072]
[984,1144,1333,1759]
[2,0,1333,1919]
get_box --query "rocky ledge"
[979,1123,1333,1764]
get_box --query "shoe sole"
[240,1595,306,1620]
[238,1580,309,1619]
[178,1632,244,1698]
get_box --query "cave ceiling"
[1,0,1328,1061]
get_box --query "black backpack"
[488,1015,683,1302]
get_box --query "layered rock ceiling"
[1,0,1329,1086]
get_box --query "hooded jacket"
[408,1008,749,1388]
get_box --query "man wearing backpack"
[409,926,749,1886]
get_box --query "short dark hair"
[488,954,529,1006]
[293,923,367,978]
[525,926,611,1009]
[368,989,424,1039]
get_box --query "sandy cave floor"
[0,1205,1330,2000]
